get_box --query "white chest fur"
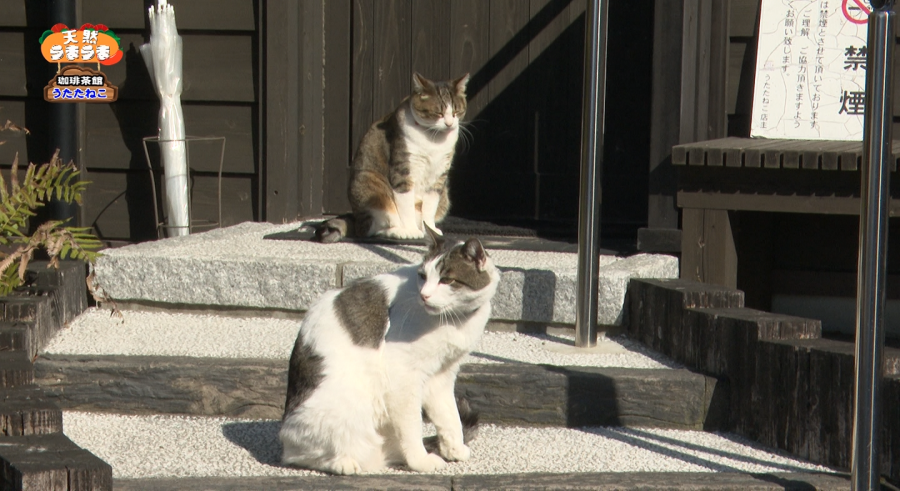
[401,108,458,192]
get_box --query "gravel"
[43,308,677,368]
[62,412,835,479]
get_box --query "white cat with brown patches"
[316,72,469,242]
[280,226,499,474]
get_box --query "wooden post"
[681,208,738,288]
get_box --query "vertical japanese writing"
[795,10,811,129]
[811,0,829,130]
[783,7,796,72]
[760,74,772,128]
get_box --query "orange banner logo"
[39,23,122,65]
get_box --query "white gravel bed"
[63,412,835,479]
[43,309,676,369]
[467,331,680,369]
[43,308,302,359]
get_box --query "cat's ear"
[463,238,488,272]
[424,223,445,254]
[413,72,430,94]
[454,73,470,96]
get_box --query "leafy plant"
[0,120,102,295]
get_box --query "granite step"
[91,221,678,327]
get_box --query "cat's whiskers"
[456,123,474,153]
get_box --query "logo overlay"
[40,23,121,103]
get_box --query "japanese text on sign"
[751,0,871,141]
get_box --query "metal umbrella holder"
[142,135,226,238]
[852,1,894,489]
[576,0,609,347]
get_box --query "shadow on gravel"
[222,421,284,468]
[581,427,827,474]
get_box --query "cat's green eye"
[439,277,456,285]
[418,271,427,280]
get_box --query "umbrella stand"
[142,135,226,238]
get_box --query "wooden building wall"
[0,0,261,246]
[266,0,655,240]
[2,0,654,245]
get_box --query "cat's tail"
[314,214,356,243]
[423,397,480,453]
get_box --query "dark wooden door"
[266,0,656,241]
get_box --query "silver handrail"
[852,1,894,489]
[576,0,609,348]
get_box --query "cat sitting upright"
[316,72,469,242]
[280,226,499,474]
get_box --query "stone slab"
[34,355,720,429]
[92,222,678,325]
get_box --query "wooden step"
[0,385,62,436]
[34,354,726,430]
[0,433,111,491]
[112,471,852,491]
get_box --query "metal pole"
[575,0,609,348]
[48,0,80,224]
[852,2,894,489]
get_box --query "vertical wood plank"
[411,0,450,81]
[265,0,301,222]
[529,0,583,219]
[488,0,530,101]
[488,0,532,175]
[450,0,490,119]
[373,0,411,120]
[298,0,325,217]
[681,208,738,288]
[352,0,375,154]
[648,0,684,230]
[323,0,353,214]
[707,0,729,138]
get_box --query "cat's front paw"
[328,456,362,475]
[439,442,471,462]
[380,227,425,240]
[406,452,447,472]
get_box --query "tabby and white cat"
[316,72,469,242]
[280,226,499,474]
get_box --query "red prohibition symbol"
[842,0,872,25]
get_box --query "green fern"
[0,148,102,295]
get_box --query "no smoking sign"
[842,0,872,25]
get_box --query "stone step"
[91,222,678,326]
[111,472,854,490]
[0,433,112,490]
[61,411,840,486]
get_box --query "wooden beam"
[681,208,737,288]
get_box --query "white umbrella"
[141,0,189,237]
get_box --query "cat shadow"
[221,420,285,468]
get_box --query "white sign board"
[750,0,872,141]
